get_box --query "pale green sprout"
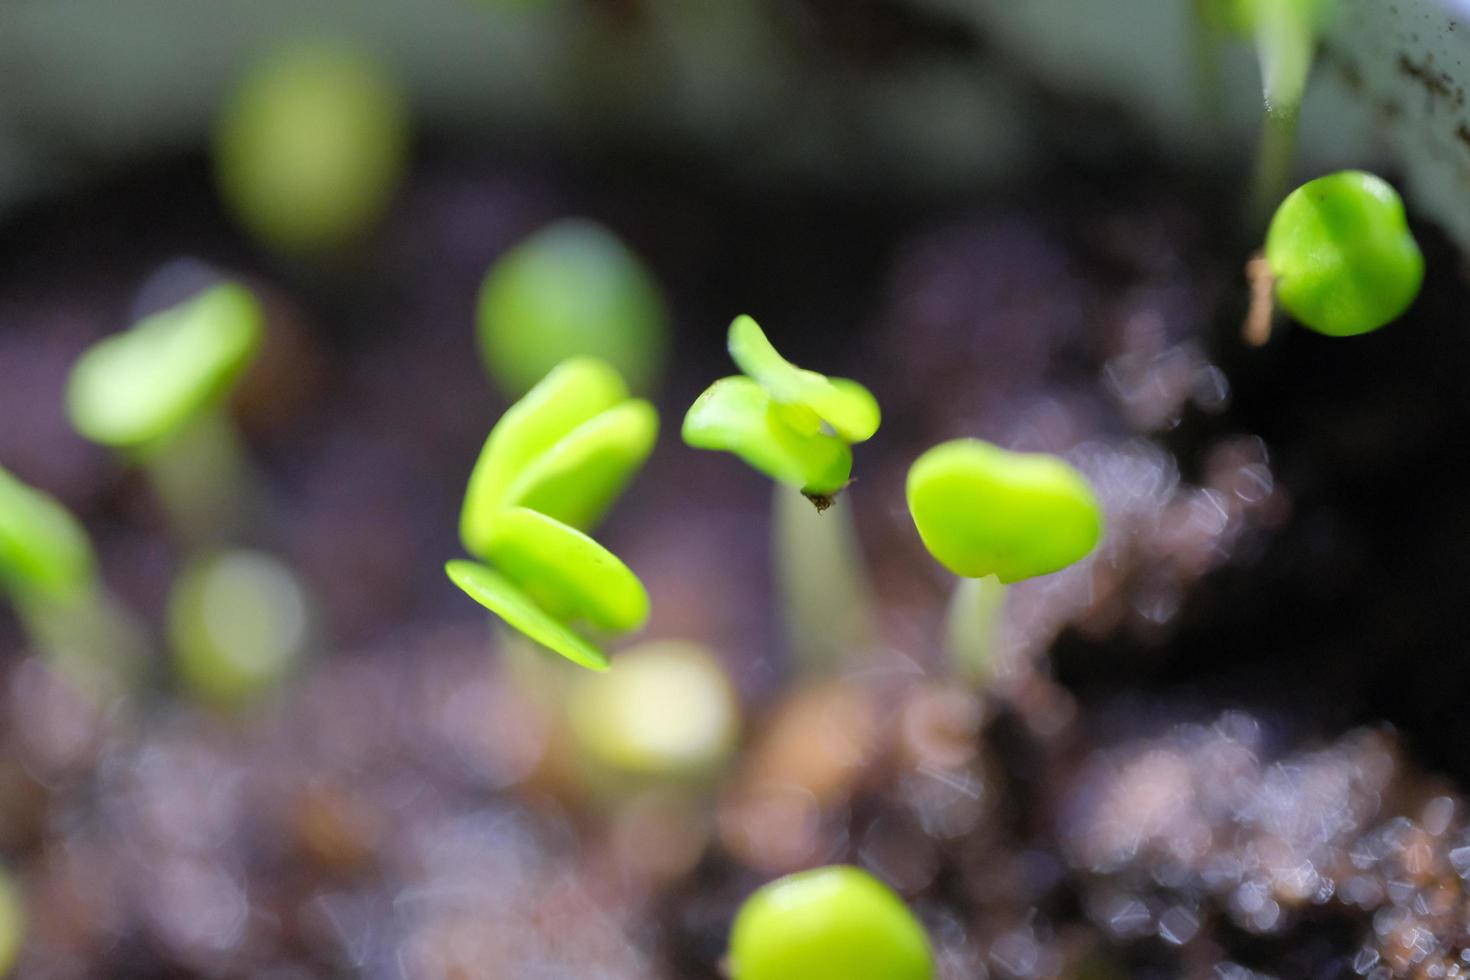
[0,865,21,978]
[0,466,146,701]
[683,316,879,499]
[66,283,262,454]
[477,219,670,398]
[944,573,1008,685]
[215,39,409,253]
[728,865,934,980]
[168,549,313,707]
[567,639,739,778]
[67,283,266,544]
[907,440,1103,583]
[449,357,656,671]
[772,485,876,672]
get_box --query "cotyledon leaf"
[726,315,880,443]
[445,559,610,671]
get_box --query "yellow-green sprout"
[1265,170,1424,336]
[449,357,657,670]
[0,466,145,701]
[728,865,934,980]
[567,640,739,779]
[66,283,263,455]
[907,440,1102,583]
[0,865,21,977]
[214,39,409,253]
[683,316,878,499]
[477,219,669,397]
[168,549,313,707]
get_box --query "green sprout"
[214,39,409,253]
[168,549,313,707]
[449,357,657,671]
[0,865,21,978]
[0,465,146,701]
[1262,170,1424,337]
[567,639,739,780]
[683,316,879,503]
[477,219,670,398]
[727,865,934,980]
[66,282,266,542]
[907,439,1103,583]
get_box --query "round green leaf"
[481,507,649,634]
[682,377,852,495]
[728,865,934,980]
[476,219,669,398]
[66,283,264,452]
[0,465,96,603]
[568,640,739,777]
[501,399,658,534]
[727,315,880,443]
[907,439,1103,583]
[460,357,630,557]
[445,559,609,671]
[169,549,311,707]
[214,40,408,252]
[1266,170,1423,337]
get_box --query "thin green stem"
[772,484,875,675]
[143,410,262,546]
[943,574,1007,687]
[14,585,149,704]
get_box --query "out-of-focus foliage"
[477,219,669,398]
[0,466,96,605]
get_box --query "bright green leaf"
[683,377,852,496]
[907,439,1103,583]
[728,865,934,980]
[66,283,264,453]
[727,315,880,443]
[0,465,97,603]
[1266,170,1424,337]
[460,356,630,557]
[482,507,649,634]
[502,399,658,533]
[445,559,610,671]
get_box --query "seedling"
[0,865,20,977]
[449,357,656,670]
[683,316,879,503]
[772,485,876,672]
[168,549,312,707]
[214,39,408,253]
[1258,170,1424,338]
[0,465,145,700]
[66,281,265,542]
[907,439,1102,583]
[727,865,934,980]
[477,219,670,398]
[567,639,739,779]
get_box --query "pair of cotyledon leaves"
[448,358,658,671]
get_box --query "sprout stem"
[143,410,263,546]
[1250,107,1301,224]
[772,484,875,674]
[943,574,1007,687]
[12,585,149,704]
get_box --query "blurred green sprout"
[0,466,145,700]
[0,865,21,978]
[477,219,670,398]
[450,357,657,671]
[907,439,1102,583]
[66,283,263,455]
[683,315,879,502]
[168,549,313,707]
[567,639,739,779]
[1264,170,1424,337]
[214,39,409,253]
[727,865,934,980]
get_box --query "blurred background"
[5,1,1470,977]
